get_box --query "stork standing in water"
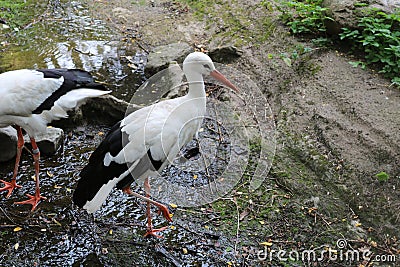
[0,69,111,210]
[73,52,239,237]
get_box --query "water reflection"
[0,0,145,100]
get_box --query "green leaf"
[225,246,233,252]
[349,61,366,69]
[283,57,292,67]
[375,172,389,182]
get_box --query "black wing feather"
[33,69,107,114]
[72,121,130,208]
[73,120,165,208]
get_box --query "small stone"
[25,127,64,156]
[208,45,243,63]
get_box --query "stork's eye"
[203,64,211,70]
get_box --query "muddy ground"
[0,0,399,266]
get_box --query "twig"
[229,197,240,256]
[315,211,332,228]
[272,177,294,196]
[21,0,54,31]
[136,41,150,54]
[74,48,95,56]
[0,223,60,228]
[201,215,220,226]
[268,239,297,244]
[102,238,149,247]
[174,220,220,240]
[0,206,16,224]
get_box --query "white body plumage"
[0,69,111,137]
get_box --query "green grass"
[272,0,332,34]
[375,171,389,182]
[0,0,36,29]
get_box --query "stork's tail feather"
[73,121,128,213]
[72,164,97,209]
[73,162,115,213]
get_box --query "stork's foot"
[0,179,22,198]
[155,203,173,222]
[15,192,47,211]
[144,226,169,238]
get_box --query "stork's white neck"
[185,70,206,100]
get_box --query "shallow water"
[0,0,145,100]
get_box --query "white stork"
[0,69,111,210]
[73,52,239,237]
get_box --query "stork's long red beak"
[210,70,239,93]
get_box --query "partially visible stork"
[73,52,239,237]
[0,68,111,210]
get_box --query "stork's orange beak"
[210,70,239,93]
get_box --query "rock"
[323,0,400,35]
[370,0,400,13]
[145,42,194,75]
[134,62,186,103]
[322,0,358,35]
[208,45,243,63]
[0,127,17,162]
[162,62,187,99]
[25,127,64,156]
[81,94,141,124]
[51,95,140,128]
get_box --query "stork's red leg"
[0,126,24,197]
[121,178,171,238]
[14,138,46,211]
[143,177,168,238]
[122,186,172,222]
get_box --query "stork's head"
[183,52,215,75]
[183,52,239,92]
